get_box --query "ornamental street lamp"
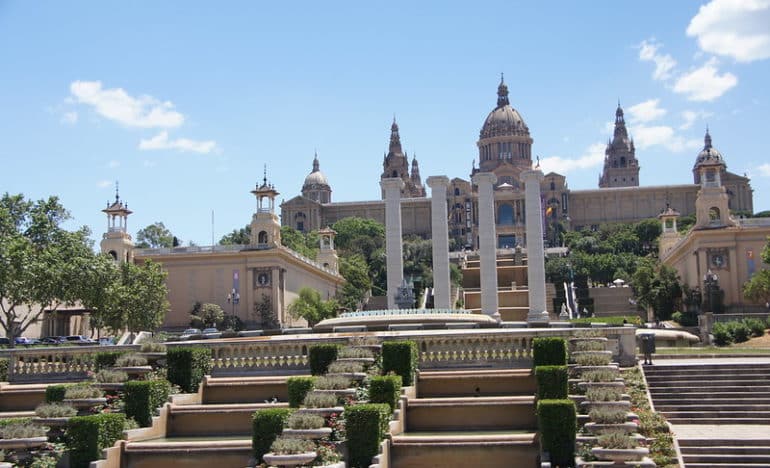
[703,270,719,313]
[226,288,240,317]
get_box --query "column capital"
[380,178,405,191]
[472,172,497,186]
[521,169,544,183]
[426,175,450,189]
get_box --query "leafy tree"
[743,237,770,305]
[332,217,387,295]
[219,225,251,245]
[99,260,169,334]
[281,226,319,258]
[254,293,277,329]
[0,194,97,345]
[338,254,372,310]
[136,222,175,248]
[190,302,224,328]
[287,287,339,327]
[631,258,682,321]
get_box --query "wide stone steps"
[167,402,288,437]
[122,438,252,468]
[416,369,536,398]
[406,395,536,431]
[200,375,297,404]
[679,439,770,467]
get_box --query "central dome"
[694,130,724,168]
[480,79,530,139]
[303,155,330,190]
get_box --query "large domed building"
[280,77,754,250]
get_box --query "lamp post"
[703,270,719,312]
[226,288,240,317]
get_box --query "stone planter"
[63,397,107,414]
[263,451,317,467]
[32,417,70,428]
[325,372,367,381]
[335,357,375,365]
[350,344,381,353]
[113,365,153,378]
[583,422,638,435]
[94,382,126,391]
[313,388,357,398]
[591,447,649,463]
[580,400,632,412]
[297,406,344,418]
[577,380,625,391]
[138,352,166,365]
[281,427,332,439]
[0,436,49,450]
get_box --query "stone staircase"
[644,362,770,468]
[390,369,540,468]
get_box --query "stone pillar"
[523,169,549,324]
[472,172,500,320]
[381,178,405,309]
[427,176,451,309]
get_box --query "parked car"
[63,335,96,345]
[41,336,64,345]
[202,327,222,339]
[98,337,116,346]
[14,337,32,345]
[0,338,10,346]
[179,328,202,340]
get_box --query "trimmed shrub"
[124,380,171,427]
[381,341,418,386]
[744,318,766,338]
[570,315,642,326]
[729,321,751,343]
[0,358,8,381]
[45,384,70,403]
[535,366,568,400]
[369,375,402,412]
[115,353,148,367]
[286,412,325,430]
[252,407,293,463]
[533,337,567,367]
[67,413,126,468]
[345,403,390,468]
[309,344,340,375]
[94,351,126,371]
[712,322,733,346]
[166,346,211,392]
[537,399,577,467]
[287,376,315,408]
[303,391,338,408]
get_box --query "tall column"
[523,169,549,324]
[427,176,451,309]
[381,178,405,309]
[472,172,500,320]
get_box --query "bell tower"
[315,226,339,273]
[250,168,282,248]
[657,205,681,257]
[599,103,640,188]
[100,183,134,263]
[694,130,734,229]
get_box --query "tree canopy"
[743,237,770,306]
[136,222,175,248]
[287,287,339,327]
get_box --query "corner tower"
[599,103,639,188]
[250,170,282,248]
[694,129,734,229]
[100,184,134,263]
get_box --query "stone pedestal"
[472,172,500,320]
[523,169,549,324]
[381,178,405,309]
[427,176,451,309]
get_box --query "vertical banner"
[747,250,755,278]
[232,270,240,296]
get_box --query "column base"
[526,310,550,326]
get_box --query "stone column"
[427,176,451,309]
[472,172,500,320]
[523,169,549,324]
[381,178,405,309]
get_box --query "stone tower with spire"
[380,118,426,198]
[599,103,640,188]
[100,183,134,263]
[250,169,282,248]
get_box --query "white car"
[179,328,202,340]
[202,327,222,339]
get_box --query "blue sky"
[1,1,769,246]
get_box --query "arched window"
[258,231,268,244]
[620,156,626,167]
[108,250,117,260]
[392,170,398,178]
[454,187,460,196]
[709,207,720,223]
[550,180,555,191]
[498,203,514,225]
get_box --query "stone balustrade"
[0,327,637,382]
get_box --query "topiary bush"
[369,375,402,412]
[252,407,293,463]
[533,337,567,367]
[712,322,733,346]
[0,358,8,381]
[287,376,315,408]
[67,413,126,468]
[535,366,568,400]
[729,321,751,343]
[308,344,341,375]
[381,341,418,386]
[743,318,766,337]
[124,380,171,427]
[345,403,390,468]
[94,351,127,370]
[166,346,212,392]
[45,384,70,403]
[537,399,577,467]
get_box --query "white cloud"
[680,110,713,130]
[107,160,120,168]
[60,111,78,125]
[69,81,184,128]
[758,163,770,177]
[138,131,217,154]
[97,180,112,188]
[638,39,677,80]
[673,58,738,101]
[540,143,605,174]
[687,0,770,63]
[633,125,701,152]
[627,99,667,123]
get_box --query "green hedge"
[166,346,212,392]
[532,337,567,367]
[535,366,568,400]
[124,380,171,427]
[381,341,418,386]
[94,351,127,370]
[0,358,7,381]
[570,315,642,326]
[537,399,576,467]
[345,403,390,468]
[369,375,402,412]
[287,376,315,408]
[308,344,340,375]
[67,413,126,468]
[252,407,293,463]
[45,384,71,403]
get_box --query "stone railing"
[0,327,637,381]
